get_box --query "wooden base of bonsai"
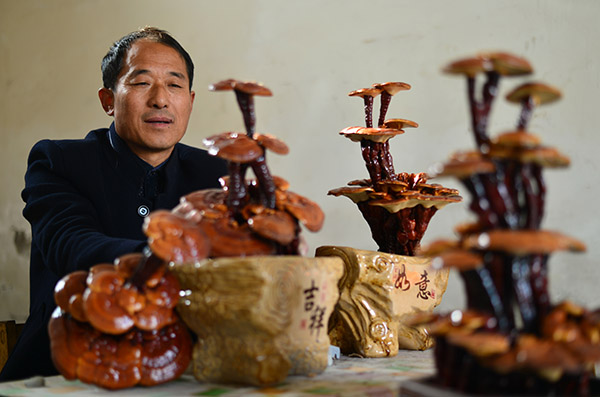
[316,246,448,357]
[169,255,343,386]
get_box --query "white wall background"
[1,0,598,322]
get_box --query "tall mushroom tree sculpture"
[171,79,324,256]
[329,82,462,255]
[410,52,600,396]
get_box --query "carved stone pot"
[316,246,448,357]
[169,255,344,386]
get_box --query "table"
[0,350,435,396]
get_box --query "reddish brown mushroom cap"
[506,82,562,106]
[204,132,264,163]
[48,308,100,380]
[447,331,510,357]
[433,151,496,178]
[381,118,419,130]
[208,79,272,96]
[492,129,542,148]
[144,271,180,310]
[134,303,177,331]
[489,145,571,167]
[443,52,533,77]
[463,229,587,255]
[340,126,405,143]
[139,321,192,386]
[276,190,325,232]
[83,270,135,335]
[254,133,290,155]
[422,240,485,271]
[328,186,374,203]
[199,217,277,257]
[143,210,210,264]
[483,51,533,76]
[348,87,382,98]
[77,331,142,390]
[443,56,491,77]
[372,81,411,95]
[54,270,89,322]
[248,209,298,245]
[174,189,228,222]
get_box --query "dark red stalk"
[235,90,256,137]
[517,96,535,130]
[363,96,374,128]
[529,254,550,333]
[250,156,276,209]
[510,255,537,333]
[467,72,500,152]
[378,91,392,127]
[225,162,248,212]
[128,248,165,291]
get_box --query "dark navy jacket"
[0,124,226,381]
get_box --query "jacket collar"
[107,122,178,199]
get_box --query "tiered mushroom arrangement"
[48,79,326,389]
[411,52,600,395]
[328,82,461,255]
[172,79,324,256]
[48,231,199,389]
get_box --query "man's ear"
[98,87,115,116]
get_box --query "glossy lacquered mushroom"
[209,79,272,138]
[443,52,533,151]
[49,308,191,389]
[506,82,561,130]
[372,82,411,128]
[143,210,210,263]
[49,249,193,389]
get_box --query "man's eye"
[170,83,183,88]
[133,82,149,86]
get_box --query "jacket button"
[137,205,149,217]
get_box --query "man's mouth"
[145,117,173,125]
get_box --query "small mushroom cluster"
[329,82,461,255]
[414,51,600,395]
[169,79,324,256]
[48,248,193,389]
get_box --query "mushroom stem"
[128,249,165,291]
[491,162,519,229]
[377,91,392,127]
[226,162,249,212]
[250,155,276,209]
[462,266,510,332]
[460,176,498,229]
[532,164,546,227]
[521,163,542,229]
[529,254,550,333]
[467,72,500,152]
[509,255,538,333]
[380,141,396,181]
[235,90,256,137]
[361,141,383,183]
[517,96,536,130]
[363,96,374,128]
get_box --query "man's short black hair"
[101,27,194,90]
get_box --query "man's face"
[99,39,195,166]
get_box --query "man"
[0,27,227,381]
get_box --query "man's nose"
[149,84,168,108]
